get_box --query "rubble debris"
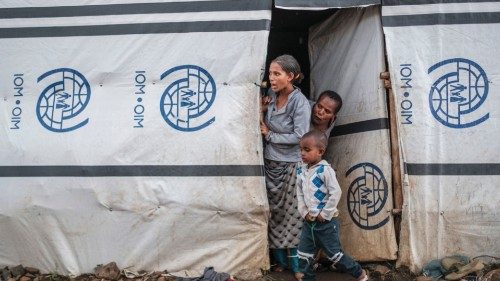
[1,267,11,281]
[175,267,230,281]
[481,268,500,281]
[445,259,485,280]
[24,268,40,275]
[363,264,416,281]
[10,265,25,278]
[233,269,262,281]
[415,276,432,281]
[0,264,233,281]
[372,265,391,276]
[421,254,500,281]
[95,262,121,281]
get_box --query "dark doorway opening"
[264,7,337,98]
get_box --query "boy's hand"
[305,213,316,222]
[316,213,326,223]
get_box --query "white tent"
[1,0,499,275]
[382,0,500,272]
[0,0,271,275]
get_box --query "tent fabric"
[0,0,271,276]
[382,0,500,272]
[308,6,398,261]
[275,0,380,10]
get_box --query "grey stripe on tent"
[0,0,271,19]
[383,0,497,6]
[330,118,389,137]
[405,163,500,175]
[0,165,264,177]
[382,12,500,26]
[275,0,380,8]
[0,20,271,38]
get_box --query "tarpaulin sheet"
[309,6,398,261]
[382,0,500,271]
[0,0,271,275]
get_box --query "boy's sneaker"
[294,272,304,281]
[357,269,369,281]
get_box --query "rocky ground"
[1,263,174,281]
[1,260,499,281]
[266,263,416,281]
[0,262,416,281]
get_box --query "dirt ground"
[0,262,418,281]
[265,263,416,281]
[267,270,356,281]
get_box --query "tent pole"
[381,71,403,245]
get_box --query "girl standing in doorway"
[260,54,311,275]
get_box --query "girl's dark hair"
[318,90,343,114]
[272,54,304,85]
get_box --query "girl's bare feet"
[273,266,285,272]
[294,272,304,281]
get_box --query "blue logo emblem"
[346,162,389,230]
[36,68,91,132]
[428,58,489,128]
[160,65,216,131]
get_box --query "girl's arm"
[265,97,311,144]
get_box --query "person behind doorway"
[260,54,311,274]
[308,90,343,271]
[310,90,343,137]
[295,130,368,281]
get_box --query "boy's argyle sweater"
[296,160,341,220]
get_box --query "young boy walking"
[295,130,368,281]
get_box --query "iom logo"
[36,68,91,132]
[160,65,216,131]
[428,58,489,128]
[346,162,389,230]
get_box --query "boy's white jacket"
[296,160,341,221]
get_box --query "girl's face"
[269,62,294,93]
[312,96,338,128]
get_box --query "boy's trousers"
[297,218,363,281]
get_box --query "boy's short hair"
[302,130,328,150]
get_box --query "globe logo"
[428,58,489,128]
[36,68,91,132]
[346,162,390,230]
[160,65,216,131]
